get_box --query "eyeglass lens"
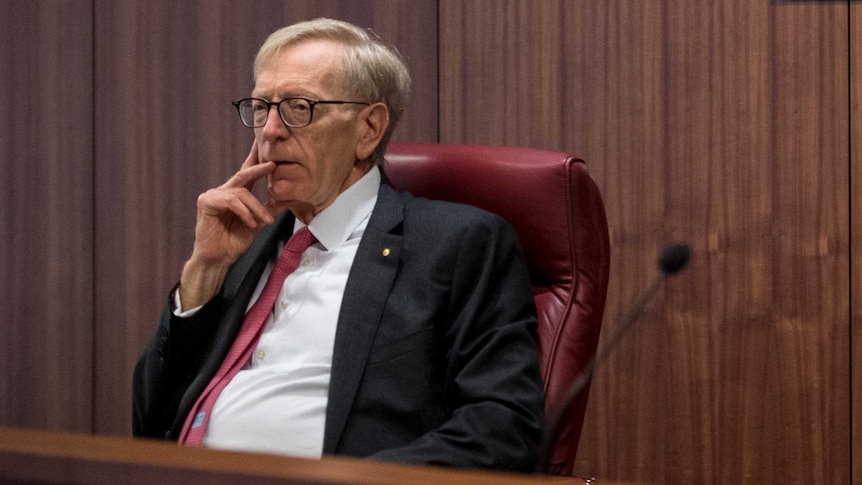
[239,98,313,128]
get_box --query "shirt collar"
[294,166,381,251]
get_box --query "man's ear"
[355,103,389,161]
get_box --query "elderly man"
[133,18,544,471]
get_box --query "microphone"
[536,243,691,474]
[659,243,690,274]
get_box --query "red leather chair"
[384,142,610,476]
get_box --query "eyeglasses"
[232,97,370,128]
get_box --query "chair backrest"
[384,142,610,475]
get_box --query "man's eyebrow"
[251,89,316,100]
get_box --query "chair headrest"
[385,142,606,289]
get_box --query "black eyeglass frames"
[232,97,370,128]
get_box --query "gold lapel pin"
[382,248,391,257]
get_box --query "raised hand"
[178,142,279,309]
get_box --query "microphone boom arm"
[536,243,690,474]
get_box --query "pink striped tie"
[179,226,317,445]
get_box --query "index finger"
[240,139,259,170]
[220,141,274,191]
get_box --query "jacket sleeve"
[132,286,226,439]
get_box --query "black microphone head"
[659,243,690,274]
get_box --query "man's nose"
[261,104,288,140]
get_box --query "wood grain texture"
[1,1,855,482]
[92,0,438,435]
[0,0,94,432]
[852,4,861,484]
[1,427,633,485]
[439,0,850,483]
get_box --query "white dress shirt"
[180,167,380,457]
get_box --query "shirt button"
[256,349,266,360]
[280,300,288,310]
[301,259,310,268]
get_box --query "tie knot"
[285,226,317,254]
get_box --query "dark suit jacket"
[133,181,545,471]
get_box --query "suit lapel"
[224,213,296,301]
[323,183,404,453]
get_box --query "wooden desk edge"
[0,427,616,485]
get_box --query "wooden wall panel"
[0,0,855,482]
[439,0,850,483]
[0,1,94,432]
[852,4,861,484]
[92,0,438,436]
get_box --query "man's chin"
[267,188,297,203]
[267,177,298,195]
[265,181,294,200]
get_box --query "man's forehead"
[254,40,344,96]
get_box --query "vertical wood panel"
[0,0,94,432]
[93,0,438,436]
[770,5,849,484]
[852,4,861,484]
[0,1,853,481]
[439,0,850,483]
